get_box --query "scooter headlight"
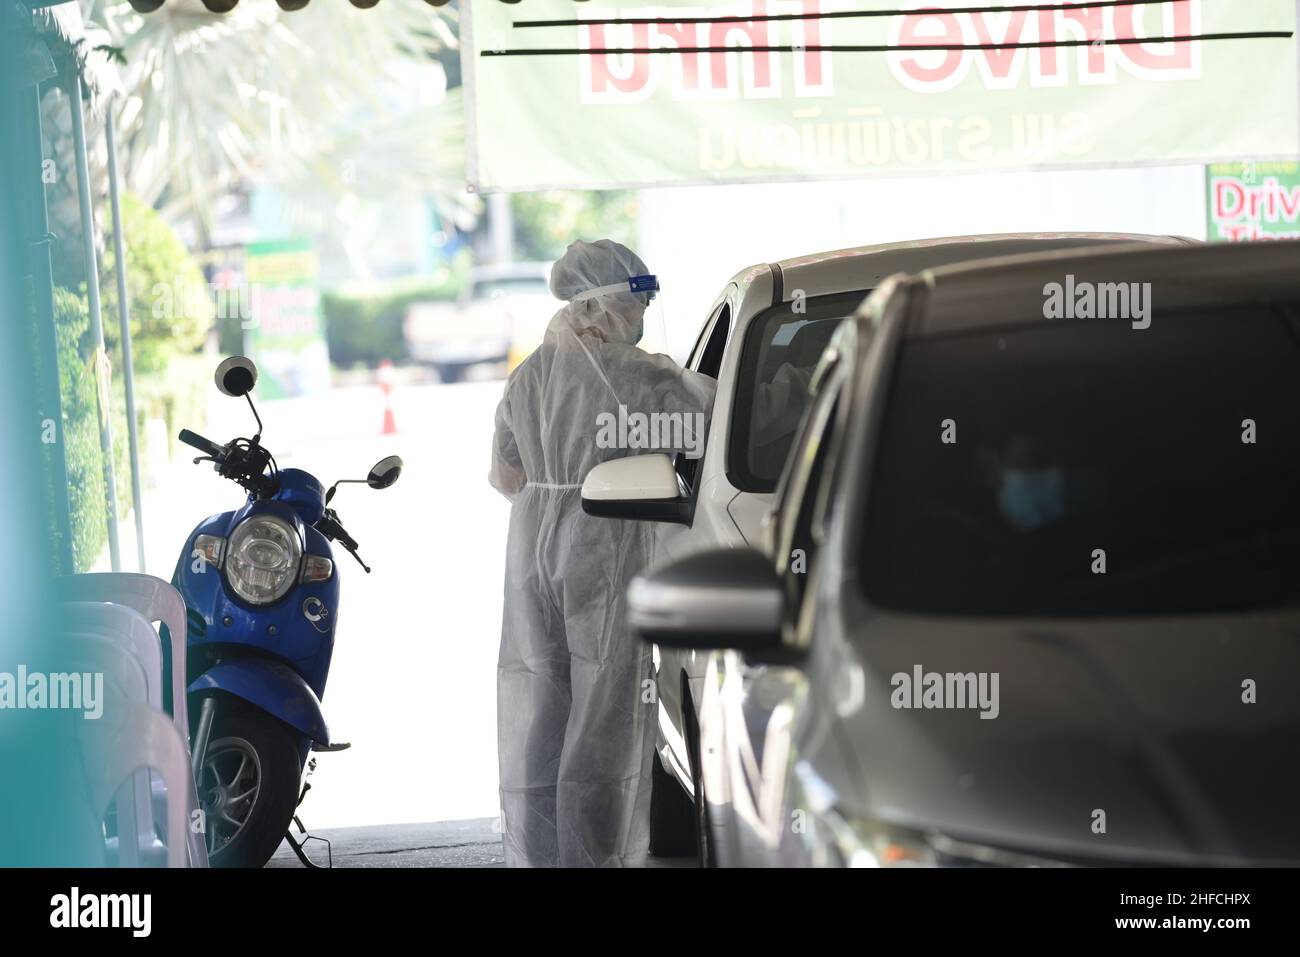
[225,515,302,605]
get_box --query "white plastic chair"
[58,575,209,867]
[77,701,191,869]
[61,603,202,866]
[62,603,164,708]
[56,629,149,868]
[59,574,189,736]
[58,627,161,866]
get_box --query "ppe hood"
[546,238,650,346]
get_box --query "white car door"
[650,293,738,782]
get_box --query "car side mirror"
[581,454,690,524]
[628,547,786,655]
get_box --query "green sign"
[244,238,331,399]
[1206,160,1300,241]
[465,0,1299,192]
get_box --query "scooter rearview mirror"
[367,455,403,490]
[325,456,403,503]
[215,355,259,398]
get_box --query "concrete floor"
[267,818,506,868]
[265,818,696,868]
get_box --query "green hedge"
[28,281,71,576]
[37,195,213,571]
[321,273,463,368]
[51,287,133,571]
[134,353,210,464]
[99,193,210,376]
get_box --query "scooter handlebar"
[179,429,224,458]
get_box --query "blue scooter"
[173,356,402,867]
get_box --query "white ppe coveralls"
[489,240,716,867]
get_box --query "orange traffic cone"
[378,360,398,436]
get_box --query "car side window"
[677,303,731,493]
[773,367,843,613]
[685,301,726,370]
[694,303,731,379]
[728,291,868,493]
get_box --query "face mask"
[998,467,1066,531]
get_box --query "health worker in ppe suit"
[489,240,716,867]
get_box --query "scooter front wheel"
[198,708,302,868]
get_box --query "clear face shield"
[571,274,666,353]
[632,275,669,356]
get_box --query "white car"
[405,262,556,381]
[581,232,1195,861]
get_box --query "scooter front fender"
[189,659,329,745]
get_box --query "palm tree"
[79,0,475,249]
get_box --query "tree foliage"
[511,190,640,263]
[98,191,211,376]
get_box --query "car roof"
[764,232,1195,302]
[899,240,1300,338]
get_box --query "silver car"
[582,232,1195,861]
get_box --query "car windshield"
[861,302,1300,616]
[730,290,868,492]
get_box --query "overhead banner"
[1206,160,1300,241]
[464,0,1300,192]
